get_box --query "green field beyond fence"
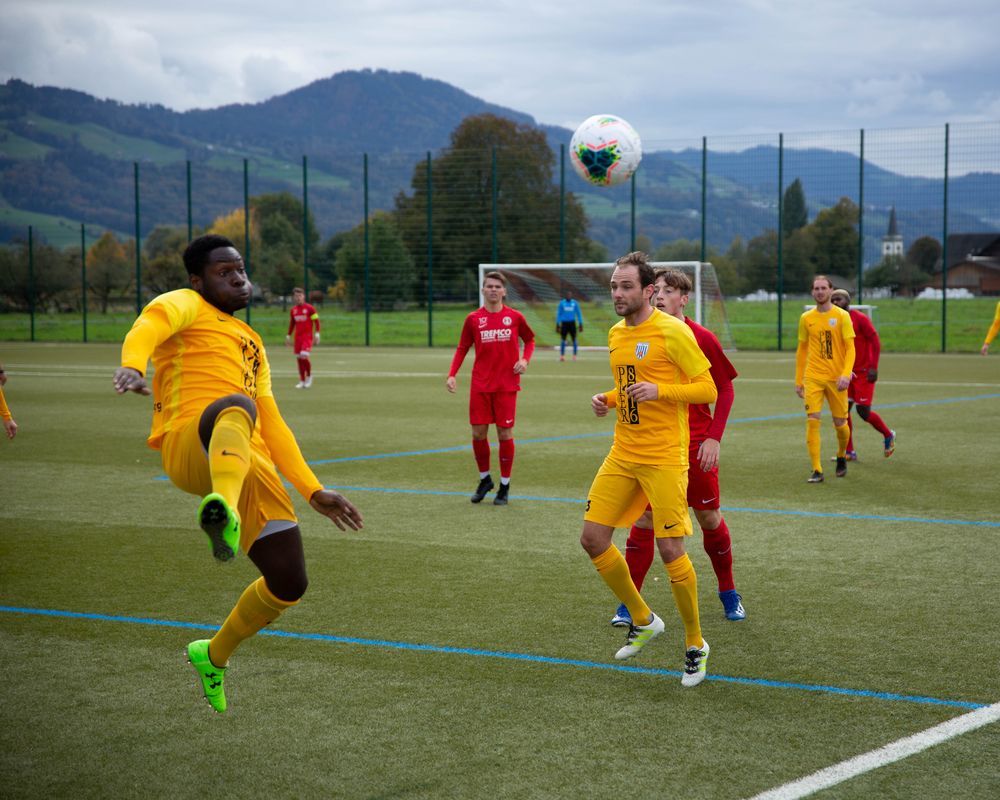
[1,295,996,352]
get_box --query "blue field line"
[324,484,1000,528]
[0,604,985,711]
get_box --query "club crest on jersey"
[634,342,649,359]
[502,316,512,326]
[478,317,488,328]
[829,318,838,327]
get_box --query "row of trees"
[0,115,942,312]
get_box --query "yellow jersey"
[603,309,714,466]
[121,289,271,449]
[984,300,1000,345]
[796,306,856,383]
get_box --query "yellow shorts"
[159,415,297,552]
[804,378,849,418]
[584,454,692,538]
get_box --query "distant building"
[925,233,1000,295]
[881,207,904,259]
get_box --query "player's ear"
[188,272,202,292]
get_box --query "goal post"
[478,261,735,350]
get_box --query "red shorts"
[848,373,875,405]
[687,441,720,510]
[469,390,518,428]
[293,335,313,356]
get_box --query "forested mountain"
[1,69,996,260]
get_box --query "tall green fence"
[1,121,997,351]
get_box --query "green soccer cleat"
[197,493,240,562]
[614,612,665,660]
[186,639,228,713]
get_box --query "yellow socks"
[665,553,702,649]
[209,577,298,666]
[208,407,254,509]
[806,418,822,472]
[591,544,652,626]
[835,421,850,458]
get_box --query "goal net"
[478,262,735,350]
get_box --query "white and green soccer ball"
[569,114,642,187]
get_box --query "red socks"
[297,358,310,381]
[498,439,515,480]
[624,525,656,592]
[702,519,735,592]
[472,439,491,474]
[866,410,892,437]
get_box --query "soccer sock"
[573,338,578,356]
[702,519,735,592]
[498,439,514,480]
[560,339,566,357]
[665,553,702,650]
[303,357,311,378]
[806,418,822,472]
[297,358,307,381]
[591,544,652,626]
[208,406,253,509]
[866,410,892,437]
[846,413,855,453]
[472,438,491,475]
[624,524,656,592]
[209,577,298,666]
[835,421,850,458]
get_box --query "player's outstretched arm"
[113,367,151,396]
[309,489,363,531]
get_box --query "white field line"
[744,702,1000,800]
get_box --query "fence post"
[302,155,309,295]
[364,153,370,347]
[28,226,35,342]
[426,152,433,347]
[700,136,707,263]
[857,129,865,304]
[941,123,950,353]
[243,158,251,326]
[186,160,193,242]
[559,143,566,263]
[777,133,784,351]
[134,162,142,315]
[630,171,636,251]
[491,147,498,263]
[81,223,88,343]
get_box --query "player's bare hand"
[313,333,320,345]
[795,384,805,399]
[981,344,990,356]
[0,368,6,387]
[867,368,878,383]
[284,335,292,347]
[698,438,720,471]
[625,382,658,403]
[836,375,850,391]
[3,419,15,440]
[113,367,151,395]
[445,376,457,393]
[310,489,364,531]
[591,393,609,417]
[513,358,528,375]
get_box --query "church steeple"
[882,206,903,258]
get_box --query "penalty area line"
[743,701,1000,800]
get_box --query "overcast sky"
[3,0,999,148]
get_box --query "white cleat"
[681,639,710,687]
[304,376,313,388]
[295,381,305,389]
[614,612,664,660]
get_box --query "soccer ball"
[569,114,642,187]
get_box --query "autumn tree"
[782,178,808,235]
[335,212,416,310]
[0,239,75,310]
[143,226,189,295]
[88,231,134,312]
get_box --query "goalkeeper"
[556,289,584,361]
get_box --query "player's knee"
[856,404,871,420]
[267,571,308,603]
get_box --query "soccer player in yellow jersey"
[981,300,1000,355]
[795,275,856,483]
[581,252,717,687]
[0,363,17,441]
[113,234,363,713]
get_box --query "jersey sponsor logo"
[502,315,512,326]
[615,364,639,424]
[479,328,513,343]
[634,342,649,359]
[239,336,262,398]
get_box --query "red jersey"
[848,308,880,373]
[685,317,738,443]
[449,305,536,392]
[288,303,320,338]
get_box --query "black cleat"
[835,457,847,478]
[493,483,509,506]
[807,470,824,483]
[471,475,495,503]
